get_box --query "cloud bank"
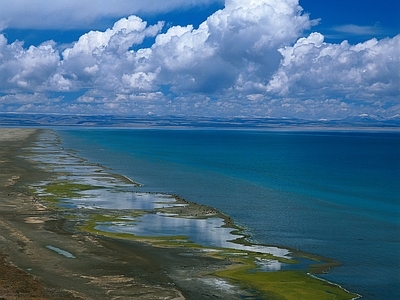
[0,0,399,119]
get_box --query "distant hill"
[0,113,399,130]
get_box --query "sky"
[0,0,399,120]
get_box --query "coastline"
[0,128,359,299]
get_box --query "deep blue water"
[58,128,400,299]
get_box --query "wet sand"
[0,129,253,299]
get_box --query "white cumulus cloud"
[0,36,60,91]
[267,32,400,101]
[0,0,399,119]
[145,0,314,93]
[59,16,164,92]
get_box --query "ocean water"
[57,128,400,299]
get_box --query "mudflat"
[0,129,248,299]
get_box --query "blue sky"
[0,0,399,120]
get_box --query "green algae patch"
[29,180,104,207]
[212,248,357,299]
[43,181,102,198]
[215,262,358,300]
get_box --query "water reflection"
[97,215,233,246]
[95,213,289,259]
[65,190,180,210]
[29,130,291,269]
[255,258,282,271]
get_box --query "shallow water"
[54,128,400,299]
[96,213,289,258]
[46,245,75,258]
[29,130,291,266]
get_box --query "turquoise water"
[58,129,400,299]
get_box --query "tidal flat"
[0,128,359,299]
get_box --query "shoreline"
[0,128,359,299]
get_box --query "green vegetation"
[43,181,101,198]
[29,180,103,208]
[29,179,358,300]
[215,256,358,300]
[80,211,357,300]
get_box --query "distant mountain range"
[0,113,399,130]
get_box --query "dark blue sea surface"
[58,128,400,299]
